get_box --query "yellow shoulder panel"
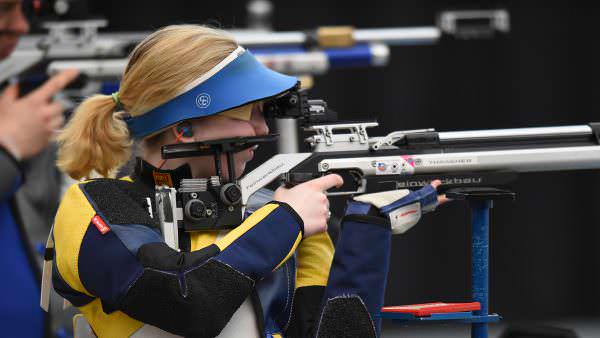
[79,299,143,338]
[295,232,335,288]
[53,182,96,296]
[190,231,220,251]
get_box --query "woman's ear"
[171,121,194,142]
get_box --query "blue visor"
[125,49,298,138]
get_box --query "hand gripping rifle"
[154,88,600,249]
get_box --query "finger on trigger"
[307,174,344,191]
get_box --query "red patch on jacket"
[91,215,110,235]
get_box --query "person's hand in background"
[0,69,79,159]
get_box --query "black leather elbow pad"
[315,296,377,338]
[119,243,255,337]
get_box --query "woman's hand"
[430,179,449,206]
[273,174,343,237]
[351,179,450,234]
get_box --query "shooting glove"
[352,185,438,234]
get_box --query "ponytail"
[57,25,239,179]
[57,94,132,179]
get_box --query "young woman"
[51,25,443,338]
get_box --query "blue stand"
[470,199,492,338]
[449,188,515,338]
[380,187,514,338]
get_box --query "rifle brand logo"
[244,162,286,190]
[377,162,387,171]
[196,93,211,109]
[421,158,477,166]
[396,176,483,188]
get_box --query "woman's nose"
[250,110,269,136]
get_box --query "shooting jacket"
[51,159,391,338]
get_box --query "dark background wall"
[83,0,600,321]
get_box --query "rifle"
[3,9,509,83]
[239,122,600,200]
[154,89,600,249]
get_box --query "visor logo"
[196,93,211,109]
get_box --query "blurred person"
[0,0,78,336]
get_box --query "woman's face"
[186,102,269,179]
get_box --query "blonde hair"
[57,25,238,179]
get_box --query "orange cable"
[157,130,185,169]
